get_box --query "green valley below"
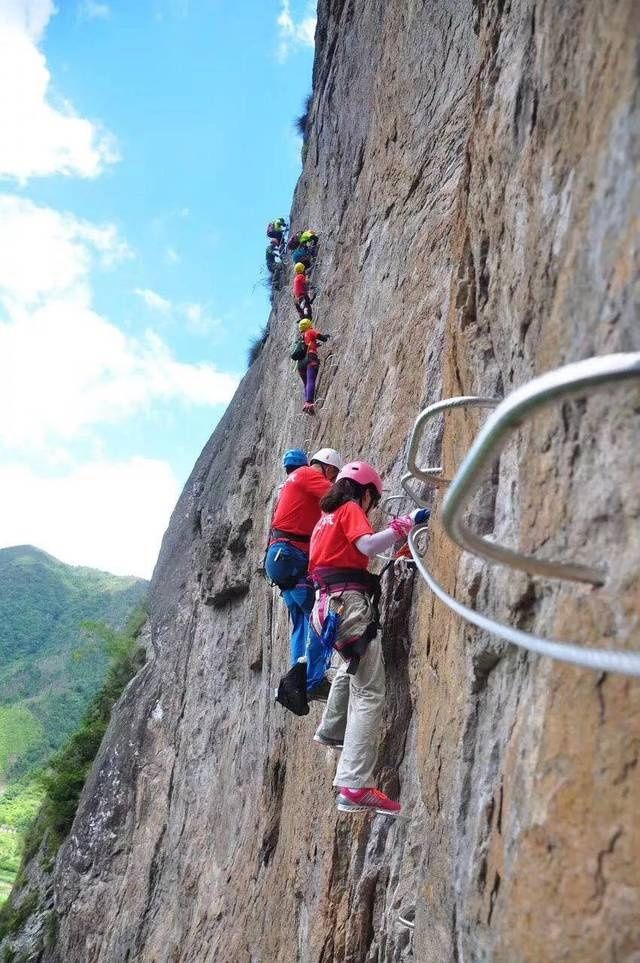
[0,546,148,902]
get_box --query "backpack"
[290,335,307,361]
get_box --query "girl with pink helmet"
[308,461,429,816]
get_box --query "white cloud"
[0,194,239,449]
[183,302,220,335]
[277,0,316,62]
[166,246,180,265]
[0,457,179,578]
[134,287,172,313]
[79,0,111,19]
[134,289,221,334]
[0,195,130,305]
[0,0,54,41]
[0,0,118,181]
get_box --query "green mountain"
[0,545,148,785]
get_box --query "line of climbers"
[266,446,430,817]
[289,231,324,415]
[266,218,324,416]
[265,218,318,279]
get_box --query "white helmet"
[311,447,344,470]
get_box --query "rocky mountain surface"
[3,1,639,960]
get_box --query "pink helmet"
[336,461,383,496]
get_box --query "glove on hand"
[390,515,415,538]
[411,508,431,525]
[390,509,431,539]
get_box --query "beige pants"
[314,591,385,789]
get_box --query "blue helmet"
[283,448,308,470]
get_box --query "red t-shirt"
[293,274,308,298]
[270,466,332,551]
[304,328,321,354]
[309,501,373,573]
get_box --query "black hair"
[320,478,379,514]
[284,465,298,475]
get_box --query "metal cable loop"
[442,352,640,585]
[408,526,640,677]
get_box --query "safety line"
[408,526,640,676]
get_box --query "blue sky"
[0,0,315,577]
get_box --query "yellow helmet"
[298,319,312,332]
[294,262,306,275]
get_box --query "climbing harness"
[270,527,310,544]
[406,352,640,677]
[312,564,394,674]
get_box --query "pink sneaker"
[336,787,402,817]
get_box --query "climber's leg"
[334,633,385,789]
[282,583,313,665]
[305,358,319,403]
[316,659,350,742]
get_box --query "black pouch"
[275,660,309,716]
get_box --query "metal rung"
[397,916,415,930]
[408,526,640,677]
[400,471,431,509]
[443,353,640,586]
[406,396,499,488]
[376,527,427,566]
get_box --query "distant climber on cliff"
[265,245,278,274]
[267,217,287,245]
[299,229,319,257]
[293,263,314,319]
[298,318,329,415]
[267,447,345,714]
[308,461,430,816]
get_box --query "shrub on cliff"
[295,92,313,142]
[247,322,270,367]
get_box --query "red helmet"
[336,461,383,496]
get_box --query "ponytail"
[320,478,365,513]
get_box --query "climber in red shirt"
[298,318,329,415]
[266,447,345,710]
[308,461,430,816]
[292,262,314,319]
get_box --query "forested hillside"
[0,546,147,904]
[0,545,147,784]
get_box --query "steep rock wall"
[7,1,640,961]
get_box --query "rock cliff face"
[6,1,640,960]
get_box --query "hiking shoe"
[307,676,331,702]
[336,787,402,817]
[313,732,343,749]
[302,402,316,416]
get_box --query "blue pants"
[265,542,327,691]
